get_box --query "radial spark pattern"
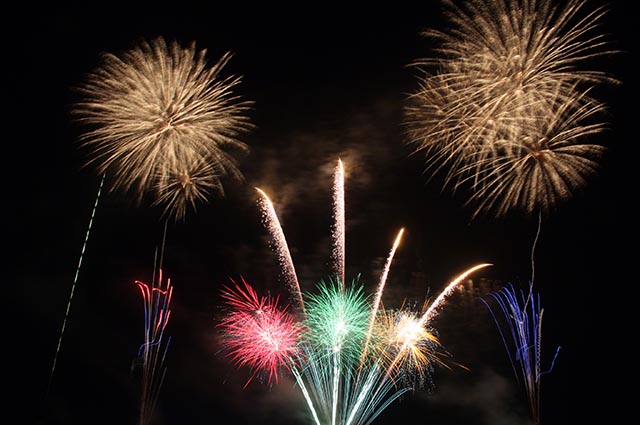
[73,36,254,221]
[404,0,618,218]
[218,277,303,388]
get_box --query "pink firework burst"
[218,277,304,388]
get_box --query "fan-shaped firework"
[73,36,254,221]
[218,159,491,424]
[482,283,561,425]
[131,269,173,425]
[404,0,618,218]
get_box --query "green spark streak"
[291,367,322,425]
[46,173,105,399]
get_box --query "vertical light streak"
[345,366,377,425]
[331,159,346,287]
[331,352,340,425]
[330,159,346,424]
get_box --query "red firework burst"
[218,277,303,388]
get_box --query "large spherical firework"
[73,36,254,221]
[404,0,618,218]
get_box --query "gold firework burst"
[73,36,254,221]
[404,0,618,218]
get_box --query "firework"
[152,153,225,221]
[362,228,404,360]
[219,159,490,424]
[219,268,489,425]
[404,0,618,218]
[46,175,105,397]
[73,36,254,221]
[256,187,305,313]
[457,86,610,219]
[481,282,561,425]
[48,37,253,400]
[217,276,303,388]
[382,262,491,380]
[131,269,173,425]
[332,159,346,286]
[374,305,445,389]
[302,277,372,424]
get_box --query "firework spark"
[46,174,105,398]
[482,282,560,425]
[303,277,371,425]
[362,228,404,361]
[131,269,173,425]
[256,187,305,314]
[73,36,254,221]
[384,263,491,378]
[332,159,346,286]
[459,87,610,218]
[375,306,444,389]
[217,277,303,388]
[219,159,490,424]
[404,0,618,218]
[219,269,489,425]
[50,36,252,401]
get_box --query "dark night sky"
[8,3,632,424]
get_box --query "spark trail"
[46,173,105,400]
[332,159,346,286]
[362,228,405,362]
[256,187,305,314]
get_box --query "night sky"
[9,3,632,424]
